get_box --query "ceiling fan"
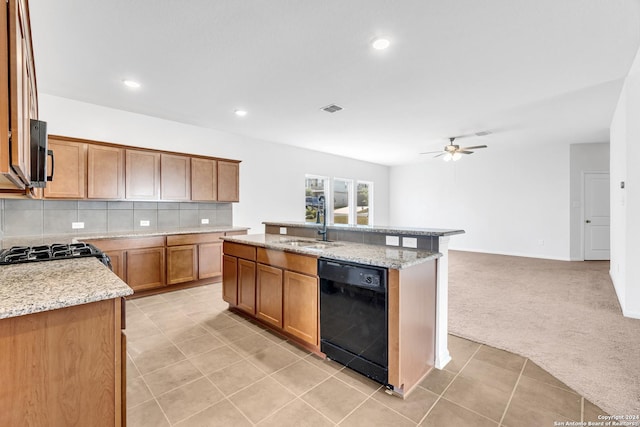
[421,133,488,161]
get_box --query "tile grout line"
[416,343,484,426]
[498,358,527,426]
[133,288,255,426]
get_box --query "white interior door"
[584,172,610,260]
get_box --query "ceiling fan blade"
[450,131,492,140]
[433,153,446,158]
[458,150,474,154]
[420,150,443,155]
[460,145,487,150]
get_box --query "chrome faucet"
[317,195,328,241]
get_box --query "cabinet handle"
[46,150,54,182]
[585,220,591,224]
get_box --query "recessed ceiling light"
[234,109,247,117]
[371,38,390,50]
[122,79,141,88]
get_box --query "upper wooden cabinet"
[36,135,240,202]
[0,0,37,191]
[125,149,160,200]
[88,144,125,199]
[161,153,191,201]
[218,161,239,202]
[191,158,217,201]
[44,137,87,199]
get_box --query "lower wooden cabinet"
[223,244,319,349]
[198,242,222,280]
[106,249,125,281]
[222,255,238,305]
[256,264,283,328]
[237,259,256,315]
[126,247,166,291]
[283,270,319,346]
[0,298,126,427]
[167,244,197,285]
[86,231,242,296]
[84,236,166,293]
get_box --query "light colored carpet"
[448,250,640,415]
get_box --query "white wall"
[610,46,640,319]
[39,95,390,234]
[569,143,610,260]
[389,141,571,260]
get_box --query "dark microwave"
[29,119,53,188]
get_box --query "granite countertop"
[222,234,441,269]
[263,221,465,237]
[0,226,250,248]
[0,257,133,320]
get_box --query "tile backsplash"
[0,199,233,237]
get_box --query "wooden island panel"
[0,298,124,427]
[387,260,437,397]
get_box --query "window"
[305,175,328,224]
[305,175,374,226]
[357,181,372,225]
[333,178,352,224]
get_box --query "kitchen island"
[0,257,133,426]
[262,221,464,371]
[222,223,464,398]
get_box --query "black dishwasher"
[319,258,388,385]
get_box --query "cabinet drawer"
[257,248,317,276]
[167,232,224,246]
[84,236,166,251]
[223,241,256,261]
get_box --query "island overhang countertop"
[221,233,442,269]
[0,257,133,320]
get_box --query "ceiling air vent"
[321,104,343,113]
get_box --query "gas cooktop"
[0,243,110,267]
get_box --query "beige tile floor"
[126,284,608,426]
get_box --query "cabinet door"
[198,242,222,280]
[125,149,160,200]
[217,161,239,202]
[161,153,191,201]
[167,244,197,285]
[5,0,35,186]
[237,259,256,315]
[105,249,125,282]
[125,247,165,291]
[222,255,238,305]
[257,264,283,329]
[191,158,217,201]
[44,138,87,198]
[283,271,318,346]
[88,144,125,199]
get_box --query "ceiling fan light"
[372,38,390,50]
[452,152,462,161]
[443,153,452,162]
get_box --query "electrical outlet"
[140,220,150,227]
[201,218,209,224]
[71,222,84,229]
[385,236,399,246]
[280,227,287,235]
[402,237,417,248]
